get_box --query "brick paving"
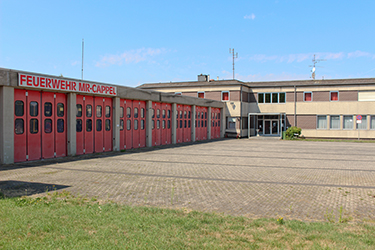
[1,139,375,222]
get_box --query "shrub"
[285,126,302,139]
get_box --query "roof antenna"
[309,54,326,80]
[229,48,238,79]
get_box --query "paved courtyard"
[1,139,375,222]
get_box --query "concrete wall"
[0,86,14,164]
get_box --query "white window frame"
[304,91,313,102]
[343,115,354,130]
[330,91,339,102]
[221,91,230,102]
[197,91,205,99]
[317,115,327,129]
[329,115,340,130]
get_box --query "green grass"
[1,192,375,249]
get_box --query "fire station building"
[0,68,224,164]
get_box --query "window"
[152,108,155,118]
[279,93,286,103]
[198,92,205,98]
[96,105,102,118]
[57,103,64,117]
[330,116,340,129]
[96,119,102,131]
[167,110,170,118]
[134,120,138,130]
[45,103,53,117]
[30,102,38,116]
[184,120,187,128]
[15,101,24,116]
[343,116,353,130]
[86,105,92,117]
[105,106,111,117]
[180,120,182,128]
[162,109,166,118]
[356,115,367,130]
[157,120,160,129]
[86,119,92,132]
[127,107,131,118]
[205,112,207,119]
[141,120,145,130]
[56,119,64,133]
[371,116,375,130]
[188,111,191,119]
[127,120,131,130]
[265,93,271,103]
[304,92,312,102]
[168,120,171,129]
[180,110,183,119]
[184,111,187,119]
[188,120,191,128]
[317,115,327,129]
[330,91,339,101]
[120,107,124,118]
[45,119,53,133]
[152,120,155,129]
[76,104,82,117]
[76,119,82,132]
[30,119,38,133]
[222,91,229,101]
[15,119,24,134]
[120,119,124,131]
[156,109,160,118]
[105,119,111,131]
[272,93,278,103]
[141,108,145,118]
[258,93,264,103]
[134,108,139,118]
[228,118,236,129]
[163,120,166,129]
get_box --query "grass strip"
[0,191,374,249]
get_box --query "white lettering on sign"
[18,73,117,96]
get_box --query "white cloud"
[248,51,374,63]
[96,48,167,67]
[244,14,255,20]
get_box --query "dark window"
[30,119,38,133]
[96,105,102,118]
[265,93,271,103]
[258,93,264,103]
[184,111,187,119]
[57,103,64,117]
[105,119,111,131]
[180,120,182,128]
[201,120,203,127]
[201,112,204,119]
[279,93,286,103]
[272,93,278,103]
[157,120,160,129]
[198,120,200,128]
[205,120,207,127]
[120,107,124,118]
[162,109,166,119]
[120,119,124,131]
[167,110,170,118]
[45,119,53,133]
[45,102,53,117]
[167,120,170,129]
[134,120,138,130]
[105,106,110,117]
[184,120,187,128]
[141,120,145,130]
[127,120,131,130]
[157,109,160,118]
[86,119,92,132]
[152,108,155,118]
[30,102,38,117]
[127,107,131,118]
[76,104,82,117]
[162,120,166,129]
[152,120,155,129]
[188,111,191,119]
[15,119,24,134]
[15,101,24,116]
[197,112,200,120]
[205,112,207,119]
[218,113,220,119]
[57,119,64,133]
[141,108,145,118]
[86,105,92,117]
[96,119,102,131]
[218,121,220,127]
[134,108,138,118]
[188,120,190,128]
[180,110,182,119]
[76,119,82,132]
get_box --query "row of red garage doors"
[13,89,221,162]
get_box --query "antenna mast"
[81,39,84,80]
[229,48,238,79]
[309,54,326,80]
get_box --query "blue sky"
[1,1,375,87]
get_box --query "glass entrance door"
[264,120,279,135]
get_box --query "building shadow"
[0,180,70,198]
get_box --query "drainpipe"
[294,85,296,127]
[240,85,243,137]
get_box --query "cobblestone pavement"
[2,139,375,222]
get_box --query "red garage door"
[152,102,162,146]
[183,105,191,142]
[14,89,67,162]
[176,104,183,143]
[161,103,171,145]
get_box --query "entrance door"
[272,120,279,134]
[264,119,279,135]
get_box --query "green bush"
[285,126,302,139]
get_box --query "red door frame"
[125,100,133,149]
[132,101,140,149]
[94,97,104,152]
[84,96,94,154]
[14,89,27,162]
[26,90,42,161]
[41,92,55,159]
[55,93,67,157]
[139,101,146,148]
[103,97,112,152]
[76,95,84,155]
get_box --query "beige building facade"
[139,75,375,139]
